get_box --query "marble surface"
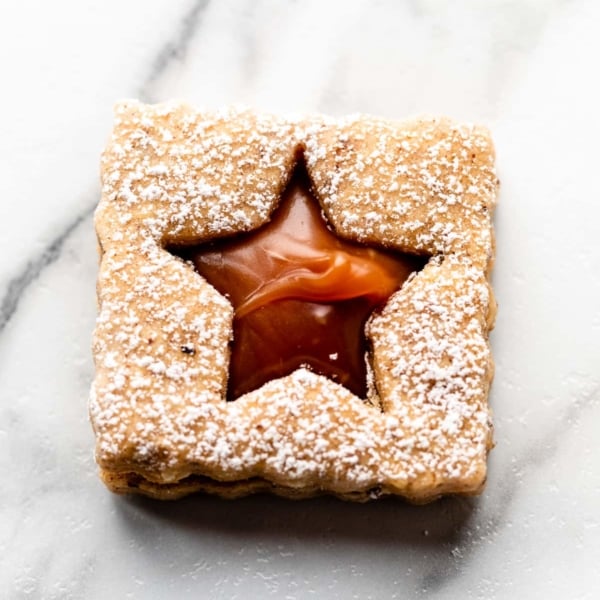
[1,0,599,597]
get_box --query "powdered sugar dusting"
[91,101,498,501]
[304,114,496,268]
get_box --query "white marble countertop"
[1,1,599,598]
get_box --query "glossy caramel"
[174,165,425,400]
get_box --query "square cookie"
[91,101,498,503]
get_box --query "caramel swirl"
[175,165,424,399]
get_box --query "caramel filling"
[172,164,425,400]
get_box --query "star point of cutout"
[170,162,425,401]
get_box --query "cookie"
[91,101,498,503]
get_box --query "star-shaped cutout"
[172,162,425,400]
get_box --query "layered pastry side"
[91,102,499,503]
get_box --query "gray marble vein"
[0,203,94,335]
[141,0,212,102]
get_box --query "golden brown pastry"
[91,101,498,503]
